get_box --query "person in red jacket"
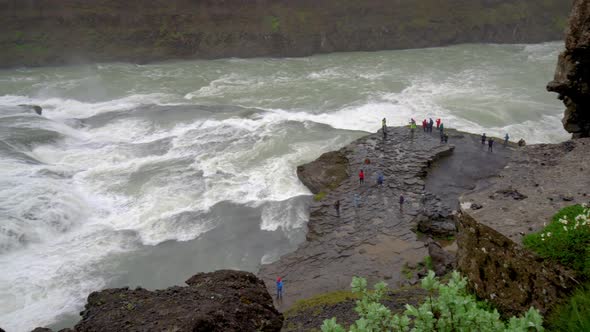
[359,169,364,185]
[436,118,441,128]
[422,119,427,132]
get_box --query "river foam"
[0,42,568,331]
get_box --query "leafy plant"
[546,282,590,332]
[523,204,590,277]
[321,271,544,332]
[423,256,434,271]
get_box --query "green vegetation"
[546,283,590,332]
[314,192,327,201]
[321,271,544,332]
[523,205,590,331]
[423,256,434,271]
[265,16,281,32]
[286,290,360,316]
[401,264,413,280]
[523,204,590,277]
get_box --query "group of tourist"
[280,119,530,303]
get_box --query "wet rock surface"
[426,239,457,276]
[259,127,513,310]
[457,138,590,316]
[547,0,590,138]
[33,270,283,332]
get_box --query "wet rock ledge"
[259,127,514,309]
[31,270,283,332]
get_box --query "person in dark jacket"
[488,138,494,152]
[399,194,405,211]
[481,133,486,145]
[334,200,340,217]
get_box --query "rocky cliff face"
[0,0,572,67]
[547,0,590,138]
[457,138,590,316]
[32,270,283,332]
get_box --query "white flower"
[563,226,568,231]
[547,232,552,237]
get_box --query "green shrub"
[546,282,590,332]
[523,204,590,277]
[320,271,544,332]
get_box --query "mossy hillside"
[0,0,573,67]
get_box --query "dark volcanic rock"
[458,138,590,316]
[0,0,573,68]
[297,150,349,194]
[547,0,590,138]
[259,127,513,309]
[426,239,456,276]
[415,213,457,238]
[69,270,282,332]
[18,104,43,115]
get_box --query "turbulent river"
[0,42,568,331]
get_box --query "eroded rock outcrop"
[296,150,349,195]
[34,270,283,332]
[547,0,590,138]
[457,138,590,316]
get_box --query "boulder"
[296,150,349,194]
[426,239,456,276]
[18,104,43,115]
[414,213,457,238]
[34,270,282,332]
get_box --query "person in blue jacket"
[276,277,283,301]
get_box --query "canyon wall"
[0,0,572,67]
[547,0,590,138]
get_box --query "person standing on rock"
[359,169,365,185]
[488,138,494,152]
[353,193,360,209]
[422,119,427,132]
[276,277,283,302]
[436,118,441,129]
[377,172,384,186]
[429,118,434,133]
[439,122,444,135]
[334,200,340,217]
[444,133,448,143]
[382,118,387,130]
[504,133,509,147]
[399,194,405,211]
[481,133,486,145]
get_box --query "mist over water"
[0,42,567,331]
